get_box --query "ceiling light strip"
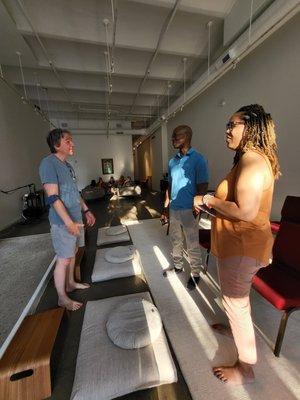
[103,19,112,77]
[207,21,213,77]
[167,81,170,115]
[248,0,254,44]
[16,0,73,108]
[43,88,51,127]
[183,57,187,103]
[111,0,118,72]
[129,0,182,113]
[110,0,115,23]
[16,51,27,100]
[104,50,112,136]
[34,72,41,110]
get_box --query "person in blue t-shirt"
[161,125,209,288]
[39,129,96,311]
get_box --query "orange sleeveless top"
[211,152,274,265]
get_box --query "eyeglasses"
[226,121,245,131]
[68,166,76,182]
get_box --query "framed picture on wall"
[102,158,114,175]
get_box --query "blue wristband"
[47,194,60,206]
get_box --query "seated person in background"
[118,175,125,187]
[124,176,133,186]
[108,176,116,188]
[107,176,116,194]
[97,177,105,188]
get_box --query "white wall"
[166,13,300,220]
[0,79,49,230]
[71,134,134,189]
[135,126,167,191]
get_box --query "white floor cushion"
[106,299,162,349]
[104,245,135,263]
[118,186,142,197]
[91,246,142,282]
[106,225,127,236]
[97,226,130,245]
[71,292,177,400]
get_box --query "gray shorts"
[50,224,85,259]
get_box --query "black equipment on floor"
[21,184,45,221]
[1,183,46,222]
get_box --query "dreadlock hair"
[233,104,281,179]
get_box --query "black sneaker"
[174,266,184,274]
[187,275,200,289]
[162,266,175,277]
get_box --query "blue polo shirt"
[168,147,209,210]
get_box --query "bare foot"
[211,323,233,338]
[213,361,255,385]
[66,282,90,292]
[58,297,83,311]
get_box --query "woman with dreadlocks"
[194,104,280,385]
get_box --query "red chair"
[199,229,211,273]
[252,196,300,356]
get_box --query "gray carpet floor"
[0,233,54,351]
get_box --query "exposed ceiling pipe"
[147,0,299,135]
[110,0,115,23]
[207,21,213,77]
[248,0,254,44]
[78,108,153,118]
[129,0,181,113]
[103,0,118,136]
[16,51,27,100]
[0,73,56,127]
[71,128,146,135]
[182,57,186,103]
[15,0,74,108]
[111,0,118,73]
[103,20,112,136]
[34,72,42,109]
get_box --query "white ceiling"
[0,0,238,129]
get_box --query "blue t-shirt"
[39,154,82,225]
[168,147,209,210]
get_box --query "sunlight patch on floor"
[153,245,219,355]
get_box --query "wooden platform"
[0,308,64,400]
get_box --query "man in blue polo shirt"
[162,125,209,288]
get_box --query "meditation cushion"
[106,299,162,349]
[106,225,127,236]
[104,245,135,263]
[70,292,177,400]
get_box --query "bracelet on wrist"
[203,194,214,206]
[83,209,91,214]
